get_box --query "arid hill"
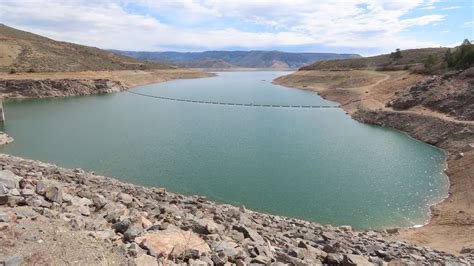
[301,47,449,71]
[0,24,174,73]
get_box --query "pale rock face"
[0,170,21,189]
[135,225,211,256]
[0,132,14,145]
[0,79,128,99]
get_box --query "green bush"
[389,48,403,59]
[445,39,474,70]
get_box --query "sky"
[1,0,473,55]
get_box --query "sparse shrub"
[424,54,438,69]
[27,68,35,73]
[9,69,16,74]
[389,48,403,59]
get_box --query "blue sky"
[1,0,473,55]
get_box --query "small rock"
[0,210,17,222]
[385,228,399,234]
[232,224,265,243]
[325,253,344,264]
[20,188,34,196]
[339,225,352,232]
[35,181,46,195]
[460,246,473,254]
[4,255,24,266]
[211,252,228,265]
[92,193,107,209]
[343,254,373,266]
[0,222,10,231]
[117,193,133,204]
[124,224,143,242]
[322,231,336,240]
[88,230,115,240]
[212,240,243,259]
[235,258,247,266]
[134,254,157,266]
[113,219,131,234]
[128,242,142,257]
[69,196,93,207]
[251,255,271,264]
[44,186,63,203]
[138,215,153,229]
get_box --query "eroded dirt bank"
[274,69,474,255]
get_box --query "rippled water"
[0,71,449,229]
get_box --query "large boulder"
[135,225,211,257]
[0,170,21,189]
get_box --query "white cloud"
[0,0,449,53]
[442,6,461,10]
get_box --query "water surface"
[0,72,449,229]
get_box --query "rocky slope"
[387,69,474,121]
[0,154,472,265]
[0,79,127,99]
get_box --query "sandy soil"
[0,69,215,88]
[0,211,128,265]
[274,70,474,255]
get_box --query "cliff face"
[0,79,128,99]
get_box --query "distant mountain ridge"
[114,50,361,69]
[0,24,174,72]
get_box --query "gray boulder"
[0,170,21,189]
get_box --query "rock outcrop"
[353,109,474,153]
[0,132,13,145]
[0,154,472,265]
[0,79,128,99]
[387,69,474,121]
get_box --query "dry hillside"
[302,48,448,71]
[0,24,174,72]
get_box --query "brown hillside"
[301,48,448,71]
[0,24,174,72]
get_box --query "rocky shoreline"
[1,154,472,265]
[274,69,474,256]
[0,79,128,99]
[0,70,472,264]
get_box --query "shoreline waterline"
[0,71,450,230]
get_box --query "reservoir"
[0,71,449,229]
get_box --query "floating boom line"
[126,91,340,109]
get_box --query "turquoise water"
[0,72,449,229]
